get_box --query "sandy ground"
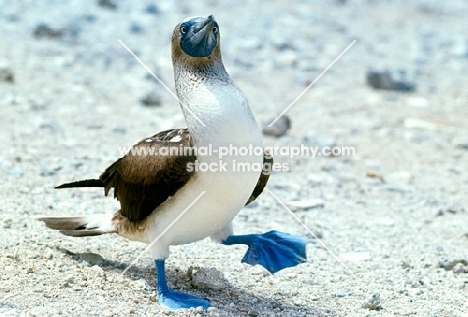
[1,0,468,316]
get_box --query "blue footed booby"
[35,15,308,310]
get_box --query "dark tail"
[55,179,104,189]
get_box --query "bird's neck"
[173,61,262,150]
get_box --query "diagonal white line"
[268,40,356,127]
[121,191,206,275]
[265,188,356,276]
[118,39,207,128]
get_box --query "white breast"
[139,76,264,259]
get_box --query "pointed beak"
[181,15,218,58]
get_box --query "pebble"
[335,289,353,297]
[452,263,468,274]
[130,22,144,34]
[98,0,117,10]
[145,4,159,14]
[0,67,14,83]
[404,118,438,130]
[363,293,382,311]
[366,69,416,92]
[438,258,467,271]
[407,96,428,108]
[408,288,423,296]
[33,23,80,40]
[65,274,74,284]
[89,265,105,278]
[140,90,162,107]
[285,199,325,211]
[262,115,291,138]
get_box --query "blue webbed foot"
[155,259,210,310]
[223,230,309,273]
[159,289,210,310]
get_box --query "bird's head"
[172,15,222,69]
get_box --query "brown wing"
[246,150,273,205]
[99,128,195,222]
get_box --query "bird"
[34,15,308,310]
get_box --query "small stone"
[407,96,428,108]
[248,311,259,317]
[366,69,415,92]
[408,288,423,296]
[191,267,227,291]
[376,217,395,226]
[65,274,74,284]
[335,289,353,297]
[363,293,382,311]
[439,258,468,271]
[401,260,411,269]
[89,265,106,278]
[262,115,291,138]
[0,67,14,83]
[33,24,63,38]
[195,306,204,313]
[285,199,325,211]
[365,171,385,182]
[404,118,438,130]
[80,253,103,266]
[453,263,468,274]
[130,22,143,34]
[140,90,161,107]
[145,4,159,14]
[98,0,117,10]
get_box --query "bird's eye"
[213,26,218,34]
[180,26,187,34]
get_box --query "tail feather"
[55,179,104,189]
[59,229,107,237]
[33,214,115,237]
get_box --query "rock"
[363,293,382,311]
[376,217,395,226]
[452,263,468,274]
[408,288,423,296]
[338,252,371,262]
[0,67,14,83]
[366,69,415,92]
[65,274,75,284]
[191,267,227,291]
[130,22,143,34]
[285,199,325,211]
[407,96,428,108]
[140,90,161,107]
[89,265,106,278]
[145,4,159,14]
[335,289,353,297]
[80,252,103,266]
[33,23,80,40]
[438,258,467,271]
[33,24,63,39]
[404,118,438,130]
[262,115,291,138]
[365,171,385,182]
[98,0,117,10]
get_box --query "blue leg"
[156,260,210,310]
[223,230,309,274]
